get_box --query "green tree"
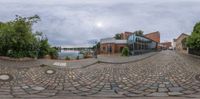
[0,15,58,58]
[38,38,50,58]
[114,33,121,39]
[65,56,70,60]
[0,15,40,58]
[121,47,129,56]
[187,22,200,50]
[134,30,144,36]
[92,42,100,49]
[48,47,58,59]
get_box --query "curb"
[0,56,36,62]
[78,52,158,69]
[187,53,200,59]
[98,52,158,64]
[176,51,200,59]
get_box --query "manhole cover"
[195,74,200,81]
[0,74,13,82]
[45,69,56,75]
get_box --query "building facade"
[144,31,160,43]
[172,39,177,50]
[160,42,172,50]
[100,38,127,54]
[100,31,160,55]
[120,32,133,40]
[127,34,158,55]
[176,33,189,53]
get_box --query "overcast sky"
[0,0,200,47]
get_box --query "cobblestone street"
[0,50,200,99]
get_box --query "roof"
[100,38,127,44]
[144,31,160,43]
[144,31,160,36]
[176,33,189,40]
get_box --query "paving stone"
[147,92,169,97]
[0,50,200,98]
[168,87,184,92]
[158,88,168,92]
[182,90,196,94]
[31,86,45,91]
[168,92,183,96]
[159,84,165,88]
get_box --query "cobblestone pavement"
[97,52,157,64]
[0,50,200,98]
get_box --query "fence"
[188,49,200,56]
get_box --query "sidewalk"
[97,52,158,64]
[0,52,158,69]
[39,58,98,68]
[40,52,158,68]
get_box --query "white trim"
[100,38,127,44]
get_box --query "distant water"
[58,50,84,60]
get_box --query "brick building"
[128,33,158,55]
[120,32,133,39]
[161,42,172,50]
[100,38,127,54]
[144,31,160,43]
[100,31,161,54]
[144,31,161,49]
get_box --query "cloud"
[0,0,200,46]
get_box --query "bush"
[48,48,58,59]
[38,39,50,58]
[65,56,70,60]
[0,15,58,59]
[121,47,129,56]
[187,22,200,50]
[76,56,79,60]
[0,15,46,58]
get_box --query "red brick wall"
[120,32,133,40]
[100,43,126,54]
[145,31,160,43]
[161,42,172,49]
[115,44,126,53]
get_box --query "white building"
[172,39,176,50]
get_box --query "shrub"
[48,48,58,59]
[0,15,58,59]
[76,56,79,60]
[121,47,129,56]
[65,56,70,60]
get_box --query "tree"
[48,47,58,59]
[187,22,200,50]
[38,38,50,58]
[92,42,100,49]
[121,47,129,56]
[134,30,144,36]
[114,33,121,39]
[0,15,58,58]
[0,15,40,58]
